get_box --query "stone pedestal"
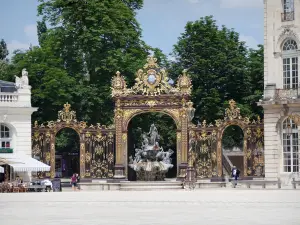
[113,164,126,180]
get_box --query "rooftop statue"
[15,68,29,89]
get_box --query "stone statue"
[129,124,174,181]
[162,149,174,164]
[142,133,149,148]
[15,68,29,88]
[148,123,159,145]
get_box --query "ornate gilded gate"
[32,103,115,179]
[189,100,264,179]
[111,57,195,179]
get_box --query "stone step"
[119,181,183,191]
[120,182,182,187]
[120,186,183,191]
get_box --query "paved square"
[1,189,300,225]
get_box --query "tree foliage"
[2,7,264,151]
[0,39,9,61]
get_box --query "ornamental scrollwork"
[110,56,193,97]
[225,99,242,121]
[57,102,77,123]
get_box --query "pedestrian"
[76,173,81,191]
[231,166,240,188]
[70,173,77,191]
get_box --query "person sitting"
[41,179,53,192]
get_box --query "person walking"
[70,174,77,191]
[231,166,240,188]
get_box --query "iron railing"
[222,154,233,176]
[281,12,294,22]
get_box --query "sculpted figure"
[162,149,174,164]
[148,123,159,145]
[15,68,29,88]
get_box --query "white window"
[283,0,294,13]
[0,124,11,149]
[282,39,298,89]
[282,118,299,172]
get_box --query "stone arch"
[111,56,195,179]
[276,28,300,53]
[123,109,181,131]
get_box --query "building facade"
[0,69,49,181]
[259,0,300,184]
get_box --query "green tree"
[35,0,151,124]
[171,16,250,123]
[0,39,9,61]
[243,45,264,119]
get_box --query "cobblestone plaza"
[1,189,300,225]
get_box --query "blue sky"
[0,0,264,58]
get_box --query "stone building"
[259,0,300,184]
[0,69,49,181]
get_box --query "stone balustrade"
[0,90,31,107]
[0,93,18,103]
[262,83,300,102]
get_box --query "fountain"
[129,124,174,181]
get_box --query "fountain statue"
[128,124,174,181]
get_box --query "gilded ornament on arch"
[108,152,114,164]
[45,152,51,162]
[130,56,175,96]
[176,69,192,95]
[33,131,40,141]
[47,121,56,129]
[85,171,91,177]
[146,100,157,108]
[95,145,104,156]
[122,133,127,142]
[57,102,77,123]
[85,131,91,138]
[247,149,252,159]
[177,132,182,140]
[107,124,115,129]
[85,152,91,163]
[79,121,87,130]
[225,99,241,120]
[80,153,85,164]
[111,71,128,97]
[32,145,41,156]
[215,119,223,127]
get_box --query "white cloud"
[240,35,259,49]
[220,0,263,8]
[24,24,39,45]
[7,24,39,58]
[7,40,30,56]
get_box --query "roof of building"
[0,80,17,92]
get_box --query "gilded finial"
[229,99,236,109]
[64,102,71,112]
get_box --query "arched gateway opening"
[55,128,80,178]
[111,56,195,180]
[127,112,177,181]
